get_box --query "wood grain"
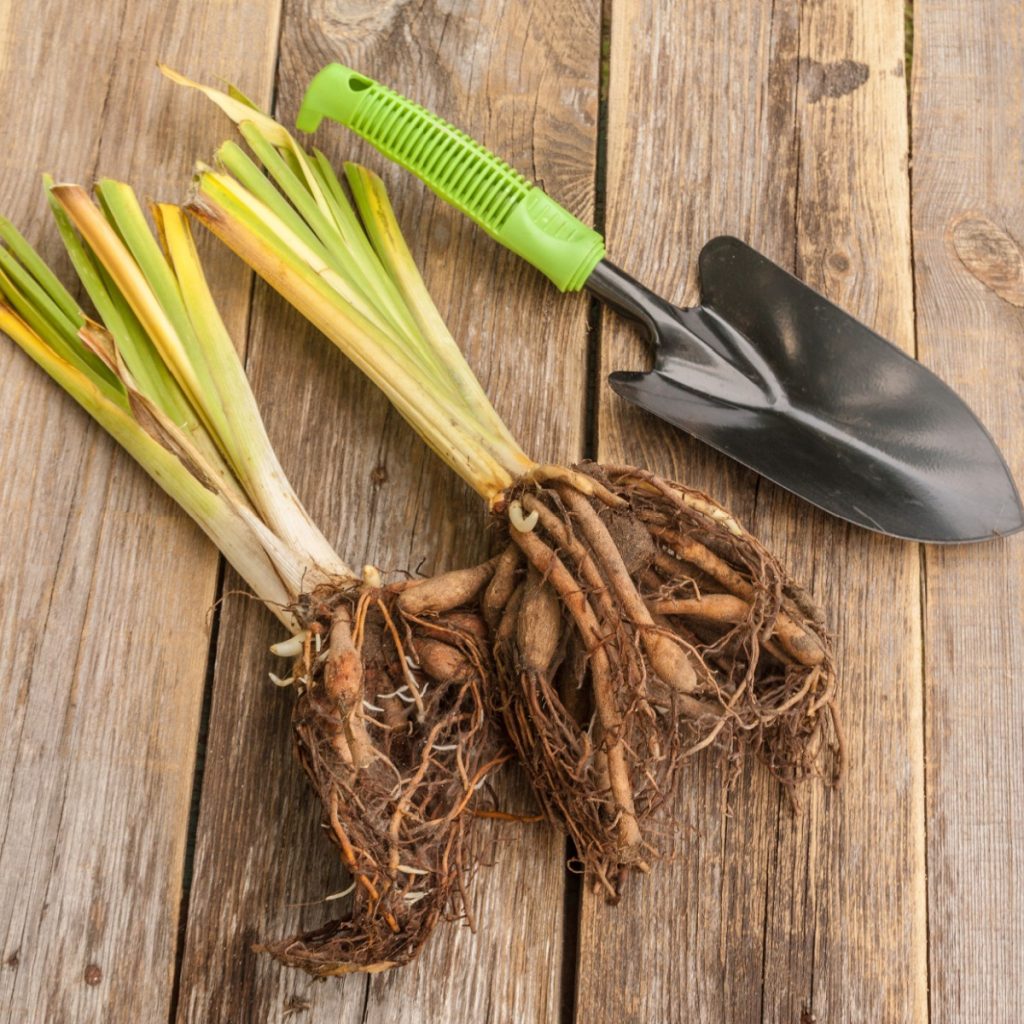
[0,1,281,1021]
[912,3,1024,1020]
[174,2,599,1020]
[4,0,1020,1018]
[577,1,926,1021]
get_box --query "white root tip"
[324,881,357,901]
[396,864,430,876]
[268,672,295,688]
[362,563,383,588]
[509,499,539,533]
[270,630,309,658]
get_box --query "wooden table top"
[1,1,1020,1021]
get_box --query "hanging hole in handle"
[349,75,371,92]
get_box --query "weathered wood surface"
[579,1,926,1021]
[0,1,281,1021]
[0,0,1020,1021]
[174,2,598,1021]
[912,2,1024,1021]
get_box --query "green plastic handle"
[297,64,605,292]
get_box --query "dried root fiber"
[488,462,840,901]
[259,562,503,975]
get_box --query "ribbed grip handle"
[297,64,605,292]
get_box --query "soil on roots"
[488,462,840,901]
[258,569,502,975]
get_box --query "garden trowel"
[296,64,1023,544]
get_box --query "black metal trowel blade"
[595,236,1023,543]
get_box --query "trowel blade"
[607,237,1022,543]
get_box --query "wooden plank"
[912,3,1024,1021]
[0,2,281,1021]
[174,2,600,1020]
[577,1,926,1020]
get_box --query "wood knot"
[827,251,851,275]
[84,963,102,986]
[949,212,1024,308]
[800,58,870,103]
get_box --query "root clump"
[488,462,840,900]
[257,461,842,963]
[260,564,501,975]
